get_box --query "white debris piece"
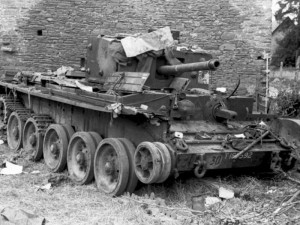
[259,120,268,129]
[106,103,122,118]
[234,134,246,139]
[0,140,4,145]
[174,132,183,139]
[205,197,222,207]
[266,190,276,194]
[216,87,227,93]
[121,27,174,57]
[56,66,74,76]
[41,183,51,190]
[75,80,93,92]
[35,183,51,191]
[140,104,148,110]
[219,187,235,199]
[0,161,23,175]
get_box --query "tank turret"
[85,29,219,90]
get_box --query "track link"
[31,115,53,134]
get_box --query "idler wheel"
[94,138,129,196]
[43,124,69,172]
[134,142,162,184]
[154,142,172,183]
[118,138,139,193]
[67,132,96,185]
[23,118,43,160]
[7,112,26,151]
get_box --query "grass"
[0,143,300,225]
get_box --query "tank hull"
[0,81,295,178]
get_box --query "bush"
[275,90,300,117]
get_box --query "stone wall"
[0,0,272,90]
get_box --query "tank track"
[30,115,53,134]
[23,114,53,161]
[0,95,26,124]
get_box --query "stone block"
[221,32,236,40]
[1,46,15,53]
[219,43,236,51]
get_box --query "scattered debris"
[140,104,148,110]
[0,161,23,175]
[216,87,227,93]
[219,187,235,199]
[0,207,45,225]
[106,103,122,118]
[273,190,300,215]
[195,131,212,140]
[56,66,74,77]
[34,174,69,191]
[232,130,270,159]
[47,173,69,187]
[121,27,174,57]
[35,183,52,192]
[234,134,246,139]
[119,192,203,224]
[259,120,268,128]
[191,196,205,211]
[276,169,300,185]
[205,196,222,207]
[75,80,93,92]
[266,189,276,194]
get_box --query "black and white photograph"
[0,0,299,224]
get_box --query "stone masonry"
[0,0,272,90]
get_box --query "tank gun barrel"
[215,108,237,120]
[157,59,220,75]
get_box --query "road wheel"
[61,124,75,141]
[94,138,129,196]
[134,142,162,184]
[88,131,102,146]
[43,124,69,172]
[67,132,96,185]
[154,142,172,183]
[23,115,52,161]
[118,138,138,193]
[7,111,28,151]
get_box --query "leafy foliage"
[272,0,300,67]
[275,89,300,117]
[274,0,300,24]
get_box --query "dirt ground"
[0,141,300,225]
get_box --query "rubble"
[0,161,23,175]
[0,207,45,225]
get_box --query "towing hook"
[194,159,207,178]
[175,138,188,152]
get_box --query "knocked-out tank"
[0,27,298,196]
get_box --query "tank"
[0,27,298,196]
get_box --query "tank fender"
[271,118,300,148]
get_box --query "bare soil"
[0,141,299,225]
